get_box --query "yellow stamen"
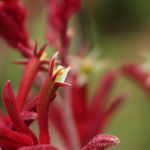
[56,65,64,75]
[81,58,92,73]
[40,52,48,60]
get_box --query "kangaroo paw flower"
[82,134,120,150]
[15,40,53,111]
[38,52,70,144]
[2,81,38,145]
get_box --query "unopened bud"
[82,134,120,150]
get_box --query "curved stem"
[37,77,56,144]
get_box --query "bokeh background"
[0,0,150,149]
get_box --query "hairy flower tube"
[0,0,122,149]
[0,48,120,150]
[37,52,71,144]
[49,68,126,148]
[13,40,50,111]
[0,49,71,149]
[82,134,120,150]
[46,45,125,148]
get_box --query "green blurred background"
[1,0,150,149]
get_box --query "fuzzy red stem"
[18,144,59,150]
[37,56,63,144]
[2,81,38,144]
[0,124,34,147]
[0,138,23,149]
[24,95,39,112]
[17,57,41,111]
[37,77,57,144]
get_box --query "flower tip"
[6,80,11,85]
[67,66,71,71]
[67,83,71,86]
[55,82,71,87]
[46,40,50,44]
[110,136,120,145]
[34,38,40,46]
[42,41,49,49]
[48,52,60,77]
[35,38,39,48]
[51,51,59,61]
[55,51,59,57]
[52,51,59,62]
[82,134,120,150]
[3,81,11,90]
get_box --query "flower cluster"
[0,0,124,150]
[0,42,70,149]
[49,68,126,148]
[0,41,120,150]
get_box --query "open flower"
[0,44,120,150]
[0,0,124,149]
[49,60,126,148]
[0,50,71,149]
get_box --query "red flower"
[121,49,150,98]
[0,0,29,49]
[82,134,119,150]
[0,0,122,149]
[0,46,71,149]
[49,69,126,148]
[122,63,150,97]
[46,0,81,65]
[46,0,80,48]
